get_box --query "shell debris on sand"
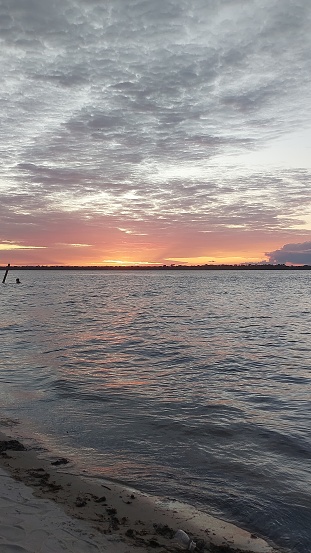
[0,466,143,553]
[0,433,282,553]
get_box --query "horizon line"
[1,263,311,270]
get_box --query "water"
[0,269,310,553]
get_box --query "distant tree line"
[2,264,311,271]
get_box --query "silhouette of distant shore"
[2,263,311,271]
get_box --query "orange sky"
[1,225,310,266]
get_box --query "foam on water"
[0,269,310,553]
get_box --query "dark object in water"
[51,457,69,466]
[0,439,27,453]
[16,278,21,284]
[2,263,10,284]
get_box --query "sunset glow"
[1,1,311,266]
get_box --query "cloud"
[0,0,311,263]
[0,241,46,251]
[2,0,311,169]
[266,241,311,265]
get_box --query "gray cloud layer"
[1,0,311,256]
[267,241,311,264]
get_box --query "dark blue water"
[0,270,310,552]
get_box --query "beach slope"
[0,431,281,553]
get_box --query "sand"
[0,428,281,553]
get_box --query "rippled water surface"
[1,269,311,552]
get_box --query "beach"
[0,428,279,553]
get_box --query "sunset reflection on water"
[0,269,310,553]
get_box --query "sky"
[1,0,311,266]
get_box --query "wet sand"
[0,429,281,553]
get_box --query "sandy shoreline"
[0,428,281,553]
